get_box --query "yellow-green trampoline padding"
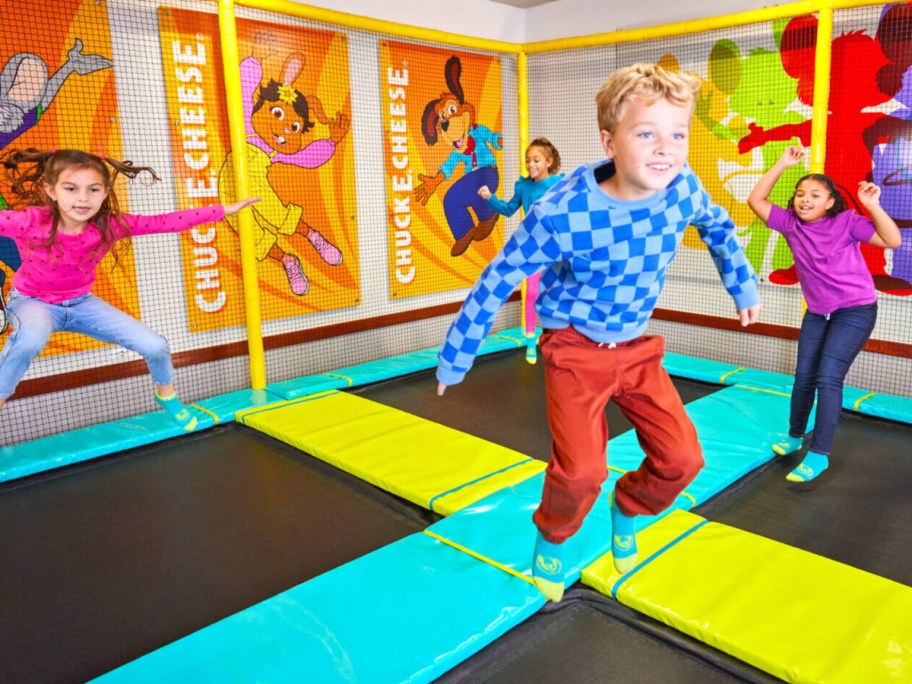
[583,509,912,683]
[237,390,545,516]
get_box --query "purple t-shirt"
[768,205,877,315]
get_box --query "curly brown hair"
[2,148,159,267]
[788,173,846,218]
[528,137,562,175]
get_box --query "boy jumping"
[436,64,762,602]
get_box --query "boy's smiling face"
[598,95,692,201]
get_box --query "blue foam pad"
[722,368,795,393]
[851,391,912,424]
[662,352,742,384]
[92,533,543,684]
[0,388,283,483]
[608,385,791,503]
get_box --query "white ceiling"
[488,0,560,7]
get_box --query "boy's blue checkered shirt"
[437,160,760,386]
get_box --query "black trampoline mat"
[4,350,907,684]
[438,589,782,683]
[696,409,912,586]
[352,349,720,461]
[0,423,431,684]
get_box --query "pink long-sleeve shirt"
[0,204,225,303]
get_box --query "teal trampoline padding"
[662,352,742,384]
[721,368,795,393]
[0,388,284,483]
[608,385,792,504]
[0,409,215,483]
[851,392,912,423]
[92,532,543,684]
[191,387,286,423]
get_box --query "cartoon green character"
[702,25,807,278]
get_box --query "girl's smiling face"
[792,179,835,223]
[526,146,552,182]
[44,166,109,232]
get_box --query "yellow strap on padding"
[238,391,544,516]
[583,510,912,683]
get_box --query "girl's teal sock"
[155,393,198,431]
[787,450,829,482]
[772,434,804,456]
[532,532,565,602]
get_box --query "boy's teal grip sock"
[610,490,638,574]
[532,532,565,602]
[787,450,829,482]
[155,393,198,432]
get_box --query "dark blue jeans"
[789,303,877,455]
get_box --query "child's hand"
[478,185,492,200]
[224,197,261,216]
[437,381,447,396]
[857,181,882,209]
[779,145,804,168]
[737,303,762,327]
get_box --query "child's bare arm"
[857,182,901,249]
[748,145,803,223]
[224,197,261,216]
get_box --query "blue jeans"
[0,290,174,399]
[789,303,877,455]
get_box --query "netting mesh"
[0,2,908,447]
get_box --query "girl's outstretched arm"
[748,145,803,223]
[857,182,901,249]
[224,197,261,216]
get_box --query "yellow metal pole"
[217,0,267,390]
[517,49,530,333]
[809,7,834,173]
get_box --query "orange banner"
[0,0,128,356]
[159,8,359,332]
[380,42,503,299]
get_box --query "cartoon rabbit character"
[414,55,503,257]
[219,32,348,296]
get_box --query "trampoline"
[0,424,436,683]
[1,342,911,682]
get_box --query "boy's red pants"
[532,327,704,544]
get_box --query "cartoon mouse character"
[414,55,503,257]
[218,32,348,296]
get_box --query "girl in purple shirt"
[0,148,258,430]
[748,146,901,481]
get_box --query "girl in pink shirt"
[748,146,901,481]
[0,148,258,430]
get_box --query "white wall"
[292,0,526,42]
[294,0,786,42]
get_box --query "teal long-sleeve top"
[485,174,564,216]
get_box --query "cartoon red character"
[738,15,904,290]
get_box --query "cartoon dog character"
[414,55,503,257]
